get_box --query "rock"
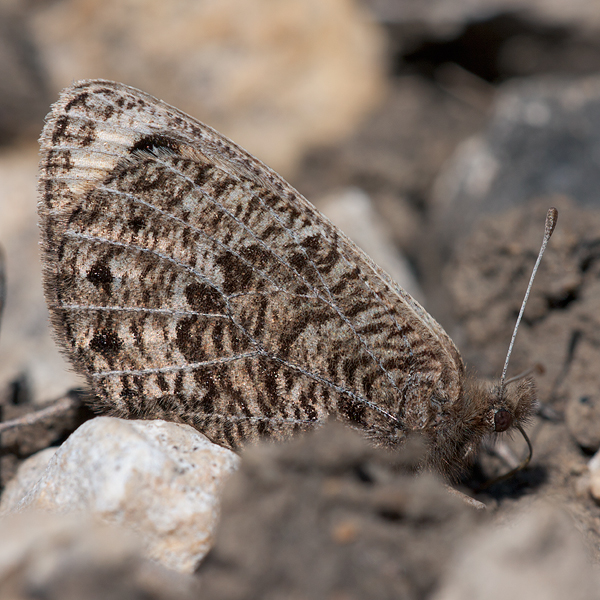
[2,417,240,573]
[28,0,386,176]
[319,188,424,302]
[0,511,199,600]
[364,0,600,35]
[574,471,592,500]
[298,75,488,233]
[434,75,600,246]
[587,451,600,504]
[0,447,57,514]
[566,393,600,452]
[433,504,600,600]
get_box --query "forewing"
[38,79,463,450]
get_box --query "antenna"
[499,207,558,390]
[480,208,558,490]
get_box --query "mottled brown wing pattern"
[38,79,478,473]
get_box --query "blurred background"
[3,2,600,596]
[0,0,599,408]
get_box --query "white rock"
[587,450,600,504]
[0,447,57,514]
[2,417,240,573]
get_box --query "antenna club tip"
[545,208,558,236]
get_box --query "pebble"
[0,417,239,572]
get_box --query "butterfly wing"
[38,79,464,451]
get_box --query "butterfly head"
[490,376,537,434]
[429,375,537,480]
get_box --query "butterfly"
[38,80,543,479]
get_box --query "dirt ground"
[447,198,600,560]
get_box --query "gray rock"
[434,74,600,245]
[364,0,600,34]
[198,423,479,600]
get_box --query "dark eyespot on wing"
[131,134,181,155]
[89,329,122,362]
[128,215,146,235]
[87,259,113,296]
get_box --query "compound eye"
[494,409,513,433]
